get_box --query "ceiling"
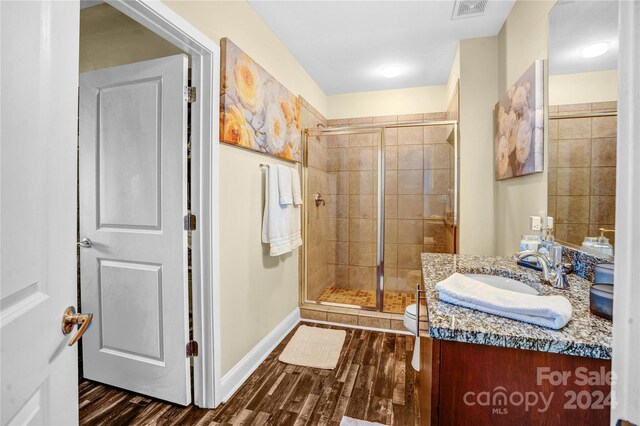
[549,0,618,76]
[248,0,515,95]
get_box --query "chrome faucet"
[514,251,554,283]
[513,246,569,289]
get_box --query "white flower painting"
[220,38,302,162]
[494,60,544,180]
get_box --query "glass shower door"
[303,120,458,314]
[382,121,457,313]
[304,128,383,310]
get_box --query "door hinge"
[184,212,197,231]
[185,86,196,103]
[186,340,199,358]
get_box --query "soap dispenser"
[581,236,598,251]
[594,228,614,256]
[538,217,555,257]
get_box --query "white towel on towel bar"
[262,165,292,256]
[289,167,303,250]
[287,166,302,250]
[262,164,302,256]
[289,200,302,251]
[291,167,303,206]
[435,273,572,330]
[277,165,293,205]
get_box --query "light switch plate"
[530,216,542,231]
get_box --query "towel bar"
[415,284,430,336]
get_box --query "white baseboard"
[300,318,413,336]
[220,308,300,402]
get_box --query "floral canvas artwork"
[220,38,302,162]
[494,60,544,180]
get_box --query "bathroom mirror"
[547,0,618,258]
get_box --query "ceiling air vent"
[452,0,488,20]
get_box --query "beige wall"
[494,0,555,256]
[498,0,555,102]
[549,70,618,105]
[455,0,559,256]
[458,36,499,255]
[80,4,183,72]
[327,85,448,120]
[447,45,461,105]
[160,0,334,375]
[218,145,299,374]
[164,0,327,117]
[427,0,557,257]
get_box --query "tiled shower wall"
[324,113,455,295]
[547,102,617,247]
[302,99,330,300]
[324,116,380,296]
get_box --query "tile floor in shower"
[315,287,416,314]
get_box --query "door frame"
[612,1,640,423]
[104,0,221,408]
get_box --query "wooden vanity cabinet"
[418,337,612,425]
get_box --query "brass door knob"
[61,306,93,347]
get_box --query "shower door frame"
[302,120,459,313]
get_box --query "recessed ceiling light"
[381,65,402,78]
[580,42,610,59]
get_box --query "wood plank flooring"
[79,323,423,425]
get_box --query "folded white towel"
[291,167,303,206]
[262,165,293,256]
[290,204,302,250]
[277,164,293,205]
[435,273,572,330]
[288,166,302,250]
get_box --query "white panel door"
[0,1,80,425]
[79,55,191,405]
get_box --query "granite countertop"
[420,253,613,359]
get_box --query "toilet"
[403,303,418,335]
[404,303,422,371]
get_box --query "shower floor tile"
[315,287,416,314]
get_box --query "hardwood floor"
[79,323,423,425]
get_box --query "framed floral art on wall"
[494,60,544,180]
[220,38,302,162]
